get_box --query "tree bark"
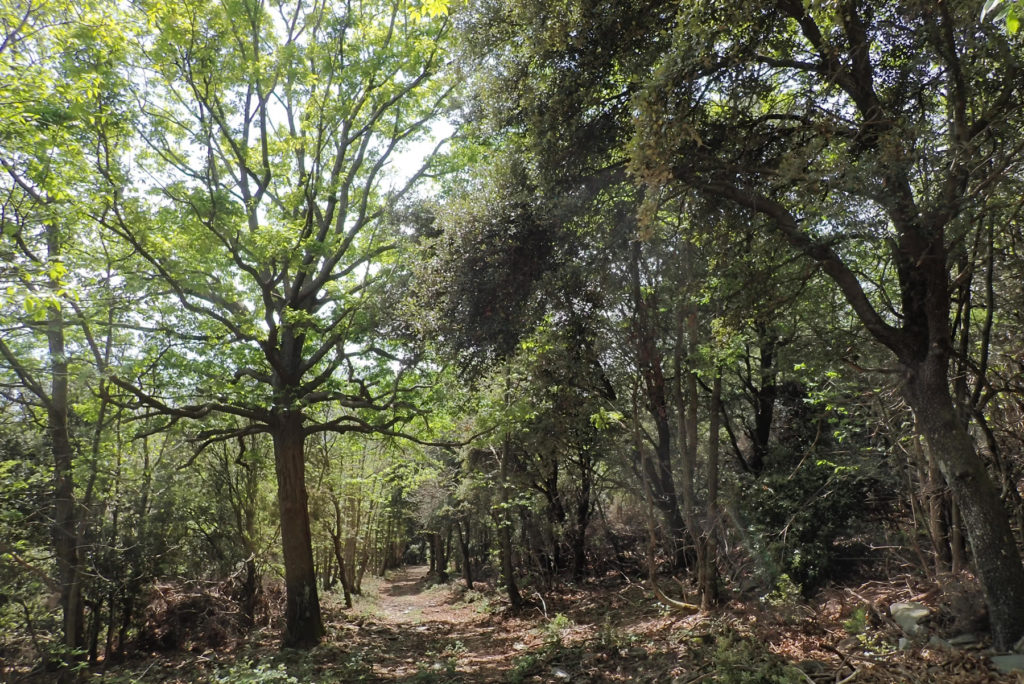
[672,305,704,582]
[702,369,722,608]
[456,518,473,589]
[331,498,354,608]
[46,227,83,664]
[629,241,688,565]
[570,449,593,580]
[495,438,522,608]
[272,411,324,648]
[905,353,1024,650]
[331,534,354,609]
[749,325,777,474]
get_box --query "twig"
[533,591,548,620]
[836,667,860,684]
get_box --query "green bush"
[742,452,879,592]
[710,633,806,684]
[210,662,300,684]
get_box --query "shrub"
[741,452,880,592]
[710,632,806,684]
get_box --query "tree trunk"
[456,519,473,590]
[701,369,722,608]
[496,439,522,609]
[629,241,687,565]
[272,411,324,648]
[241,556,261,625]
[570,449,593,580]
[330,498,354,608]
[442,528,453,582]
[748,326,777,474]
[950,497,966,575]
[331,533,354,609]
[541,460,565,572]
[675,307,705,584]
[46,228,83,665]
[671,307,704,581]
[905,354,1024,650]
[916,428,951,574]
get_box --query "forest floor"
[85,564,1024,683]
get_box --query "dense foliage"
[3,0,1024,679]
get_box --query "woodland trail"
[97,565,1018,682]
[347,565,524,682]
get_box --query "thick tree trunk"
[272,412,324,648]
[49,390,83,654]
[905,354,1024,650]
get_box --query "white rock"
[890,601,930,636]
[551,667,571,681]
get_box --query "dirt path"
[347,565,525,682]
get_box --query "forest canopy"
[3,0,1024,681]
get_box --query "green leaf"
[981,0,1005,19]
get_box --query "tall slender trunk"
[46,227,83,661]
[456,518,473,589]
[330,498,354,608]
[749,326,777,474]
[629,242,687,564]
[950,498,966,575]
[495,438,522,608]
[272,411,324,648]
[701,369,722,608]
[676,308,705,581]
[541,460,565,572]
[331,535,354,609]
[571,449,593,580]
